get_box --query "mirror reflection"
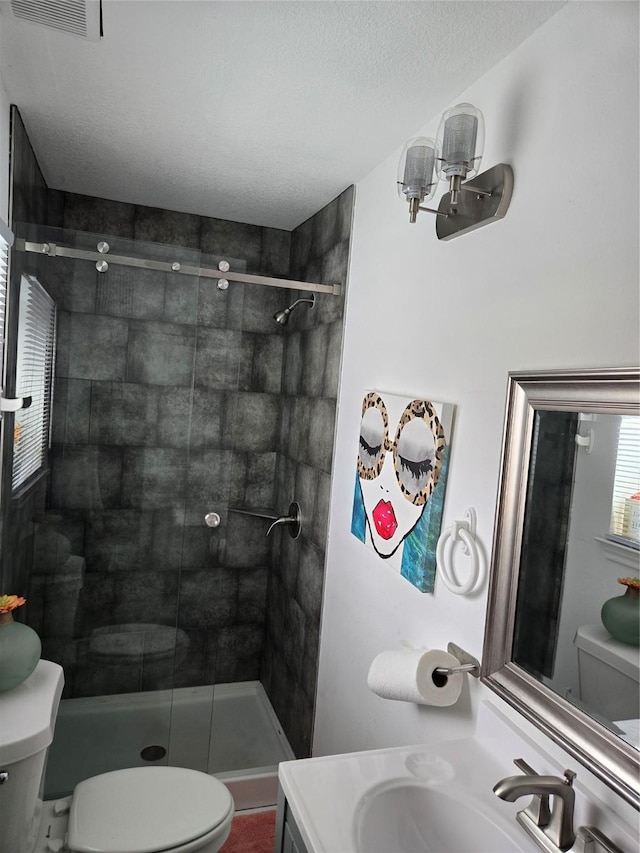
[514,411,639,749]
[482,368,640,806]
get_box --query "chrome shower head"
[273,307,292,325]
[273,294,316,326]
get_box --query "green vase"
[601,586,640,647]
[0,613,41,691]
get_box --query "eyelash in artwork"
[398,456,433,482]
[359,435,382,460]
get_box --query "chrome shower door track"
[16,239,342,296]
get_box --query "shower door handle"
[204,512,221,528]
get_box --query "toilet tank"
[0,660,64,853]
[575,624,640,722]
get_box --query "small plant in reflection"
[617,577,640,590]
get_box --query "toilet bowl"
[88,623,190,686]
[0,660,234,853]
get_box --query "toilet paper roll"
[367,649,463,707]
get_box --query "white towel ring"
[436,509,481,596]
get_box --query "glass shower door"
[3,224,231,795]
[3,222,293,800]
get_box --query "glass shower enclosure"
[4,223,337,805]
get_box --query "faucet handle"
[572,826,625,853]
[563,769,577,786]
[514,758,540,775]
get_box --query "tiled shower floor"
[45,681,295,809]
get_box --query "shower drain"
[140,745,167,762]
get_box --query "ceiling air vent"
[9,0,101,40]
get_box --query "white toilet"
[0,660,234,853]
[575,623,640,722]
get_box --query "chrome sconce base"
[408,164,513,239]
[434,163,513,241]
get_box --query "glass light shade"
[436,103,485,180]
[397,137,437,202]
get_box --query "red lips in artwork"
[372,499,398,540]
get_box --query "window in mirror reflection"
[609,415,640,544]
[514,411,639,751]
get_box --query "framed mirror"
[482,367,640,808]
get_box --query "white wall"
[315,0,638,804]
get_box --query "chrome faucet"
[494,759,577,851]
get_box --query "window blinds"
[0,218,13,388]
[609,415,640,543]
[12,274,57,491]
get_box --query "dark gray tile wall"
[35,197,294,699]
[262,185,354,757]
[8,107,51,229]
[3,103,353,758]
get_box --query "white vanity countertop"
[278,702,640,853]
[279,735,530,853]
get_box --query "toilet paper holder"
[434,642,480,678]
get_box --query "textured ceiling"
[0,1,565,230]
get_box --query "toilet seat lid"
[68,766,233,853]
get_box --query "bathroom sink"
[352,779,528,853]
[277,703,637,853]
[277,705,544,852]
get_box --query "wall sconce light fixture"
[397,102,513,240]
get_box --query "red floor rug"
[222,809,276,853]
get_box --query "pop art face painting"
[351,391,454,592]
